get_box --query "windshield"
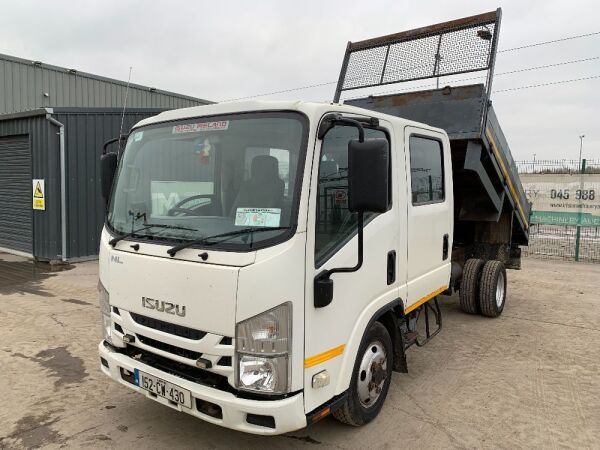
[107,112,308,250]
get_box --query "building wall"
[58,110,162,259]
[0,53,210,114]
[0,109,177,261]
[0,51,211,260]
[0,114,61,259]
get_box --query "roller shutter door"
[0,135,32,254]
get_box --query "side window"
[315,125,390,266]
[409,136,444,205]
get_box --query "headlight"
[238,355,288,392]
[98,281,112,343]
[235,302,292,394]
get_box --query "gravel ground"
[0,253,599,449]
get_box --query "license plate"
[135,369,192,409]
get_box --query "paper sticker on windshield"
[133,131,144,141]
[172,121,229,134]
[235,208,281,227]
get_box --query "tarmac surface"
[0,253,599,449]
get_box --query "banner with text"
[521,174,600,226]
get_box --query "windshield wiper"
[109,223,197,247]
[166,226,290,257]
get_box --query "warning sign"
[32,179,45,210]
[334,189,348,206]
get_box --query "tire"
[479,260,507,318]
[459,258,485,314]
[332,322,393,426]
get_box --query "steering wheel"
[166,194,213,216]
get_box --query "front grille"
[120,345,231,392]
[130,312,207,340]
[217,356,232,367]
[137,334,201,361]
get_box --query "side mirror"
[348,138,390,213]
[100,152,118,204]
[314,275,333,308]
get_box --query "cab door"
[303,117,405,413]
[404,127,453,311]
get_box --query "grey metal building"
[0,53,211,261]
[0,52,207,114]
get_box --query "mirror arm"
[317,114,365,142]
[318,211,365,280]
[102,137,119,155]
[314,212,364,308]
[102,133,130,155]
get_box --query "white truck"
[98,9,529,435]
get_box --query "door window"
[409,136,444,205]
[315,125,390,265]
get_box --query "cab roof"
[133,100,445,135]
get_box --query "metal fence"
[516,159,600,174]
[519,160,600,263]
[522,224,600,263]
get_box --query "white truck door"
[303,119,404,413]
[404,127,453,312]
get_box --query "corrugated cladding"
[0,52,211,114]
[57,109,161,259]
[0,51,210,260]
[0,113,60,259]
[0,135,34,254]
[0,108,183,260]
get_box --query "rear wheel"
[459,258,485,314]
[479,260,507,317]
[332,322,393,426]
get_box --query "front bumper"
[99,341,307,435]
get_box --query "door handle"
[443,234,449,260]
[387,251,396,285]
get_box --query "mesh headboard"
[333,9,502,102]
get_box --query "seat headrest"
[251,155,280,180]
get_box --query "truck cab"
[98,100,454,434]
[98,8,528,435]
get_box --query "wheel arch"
[334,297,407,394]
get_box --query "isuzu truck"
[98,9,529,434]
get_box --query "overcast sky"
[1,0,598,160]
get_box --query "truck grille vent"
[121,345,231,392]
[137,334,201,361]
[130,312,207,340]
[219,336,232,346]
[217,356,232,367]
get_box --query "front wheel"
[332,322,393,426]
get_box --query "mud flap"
[390,313,408,373]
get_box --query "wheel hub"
[356,341,387,408]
